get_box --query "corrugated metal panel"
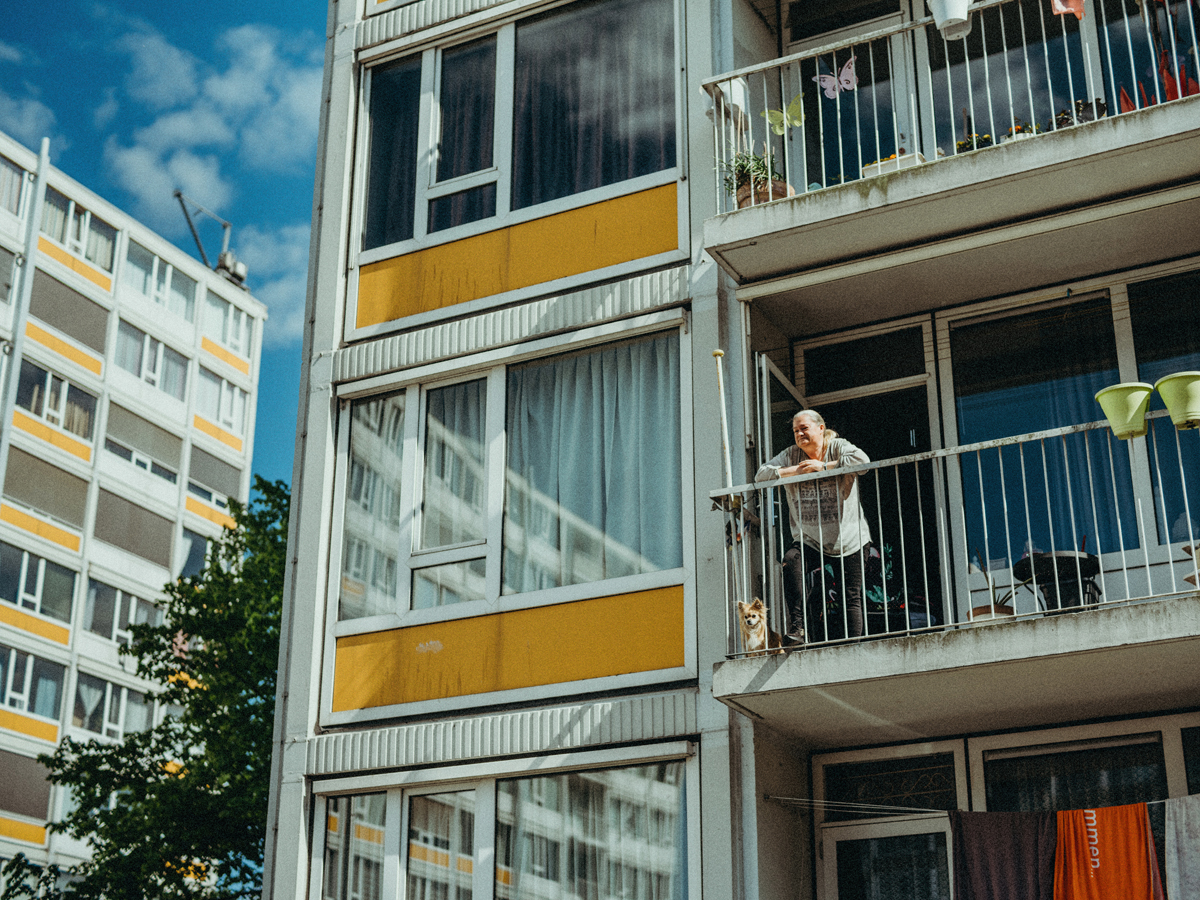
[334,267,686,384]
[358,0,512,51]
[307,691,697,775]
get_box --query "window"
[0,644,65,721]
[122,240,197,321]
[30,270,110,354]
[15,359,97,441]
[362,0,676,252]
[0,154,23,216]
[338,330,683,621]
[0,749,51,821]
[41,187,117,272]
[115,320,188,401]
[195,368,247,436]
[1,245,15,304]
[320,760,688,900]
[72,673,153,739]
[179,528,209,579]
[83,579,161,645]
[2,448,89,529]
[202,293,253,357]
[188,447,242,509]
[93,491,174,569]
[104,402,182,484]
[0,541,76,623]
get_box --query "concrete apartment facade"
[266,0,1200,896]
[0,130,266,874]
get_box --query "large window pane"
[438,37,496,182]
[952,298,1137,562]
[412,558,486,609]
[496,762,686,900]
[824,754,957,823]
[364,56,422,250]
[421,380,486,549]
[511,0,675,210]
[836,832,950,900]
[325,794,386,900]
[407,791,475,900]
[1130,270,1200,546]
[503,332,682,593]
[341,394,405,620]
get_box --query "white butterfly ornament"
[813,56,858,99]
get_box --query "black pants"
[782,541,871,641]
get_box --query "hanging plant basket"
[927,0,973,40]
[1095,382,1154,439]
[1155,371,1200,430]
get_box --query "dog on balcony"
[737,597,785,654]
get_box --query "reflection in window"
[325,794,386,900]
[503,332,682,593]
[412,557,486,609]
[421,380,486,549]
[952,297,1137,561]
[407,792,475,900]
[341,394,405,620]
[1130,270,1200,546]
[496,761,686,900]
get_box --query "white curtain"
[503,332,682,594]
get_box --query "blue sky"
[0,0,330,485]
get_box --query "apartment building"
[266,0,1200,896]
[0,130,266,874]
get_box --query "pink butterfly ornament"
[814,56,858,99]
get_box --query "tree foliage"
[2,478,289,900]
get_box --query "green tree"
[2,478,289,900]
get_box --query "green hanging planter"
[1155,371,1200,430]
[1094,382,1154,439]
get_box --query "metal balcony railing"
[703,0,1200,214]
[713,411,1199,658]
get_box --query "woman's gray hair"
[792,409,825,427]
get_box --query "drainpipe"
[0,137,50,493]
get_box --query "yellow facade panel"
[332,586,685,711]
[25,321,104,376]
[357,183,679,328]
[185,496,237,530]
[37,237,113,292]
[193,415,244,452]
[0,708,59,743]
[13,410,92,462]
[0,503,81,552]
[0,603,70,645]
[0,815,47,846]
[201,337,252,375]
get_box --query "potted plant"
[1155,371,1200,429]
[1095,382,1155,439]
[927,0,972,40]
[722,145,795,209]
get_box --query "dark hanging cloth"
[950,810,1057,900]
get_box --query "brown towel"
[950,810,1056,900]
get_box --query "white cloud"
[117,31,199,110]
[132,107,236,155]
[105,137,232,233]
[0,89,59,150]
[0,42,24,65]
[236,223,312,347]
[93,87,119,130]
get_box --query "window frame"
[83,577,162,646]
[310,742,698,900]
[350,0,688,336]
[0,643,66,724]
[104,436,179,484]
[203,292,254,358]
[0,540,78,624]
[122,238,198,322]
[196,367,249,437]
[328,311,692,639]
[115,319,190,402]
[71,671,156,741]
[41,186,117,273]
[15,357,99,443]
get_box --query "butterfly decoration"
[813,56,858,99]
[762,92,804,135]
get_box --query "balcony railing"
[713,410,1199,658]
[703,0,1200,214]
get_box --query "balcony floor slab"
[713,594,1200,748]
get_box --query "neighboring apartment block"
[0,130,266,873]
[266,0,1200,897]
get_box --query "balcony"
[702,0,1200,334]
[710,411,1200,747]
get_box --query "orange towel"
[1053,803,1163,900]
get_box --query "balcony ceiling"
[703,98,1200,340]
[712,595,1200,749]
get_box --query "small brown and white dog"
[737,597,784,654]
